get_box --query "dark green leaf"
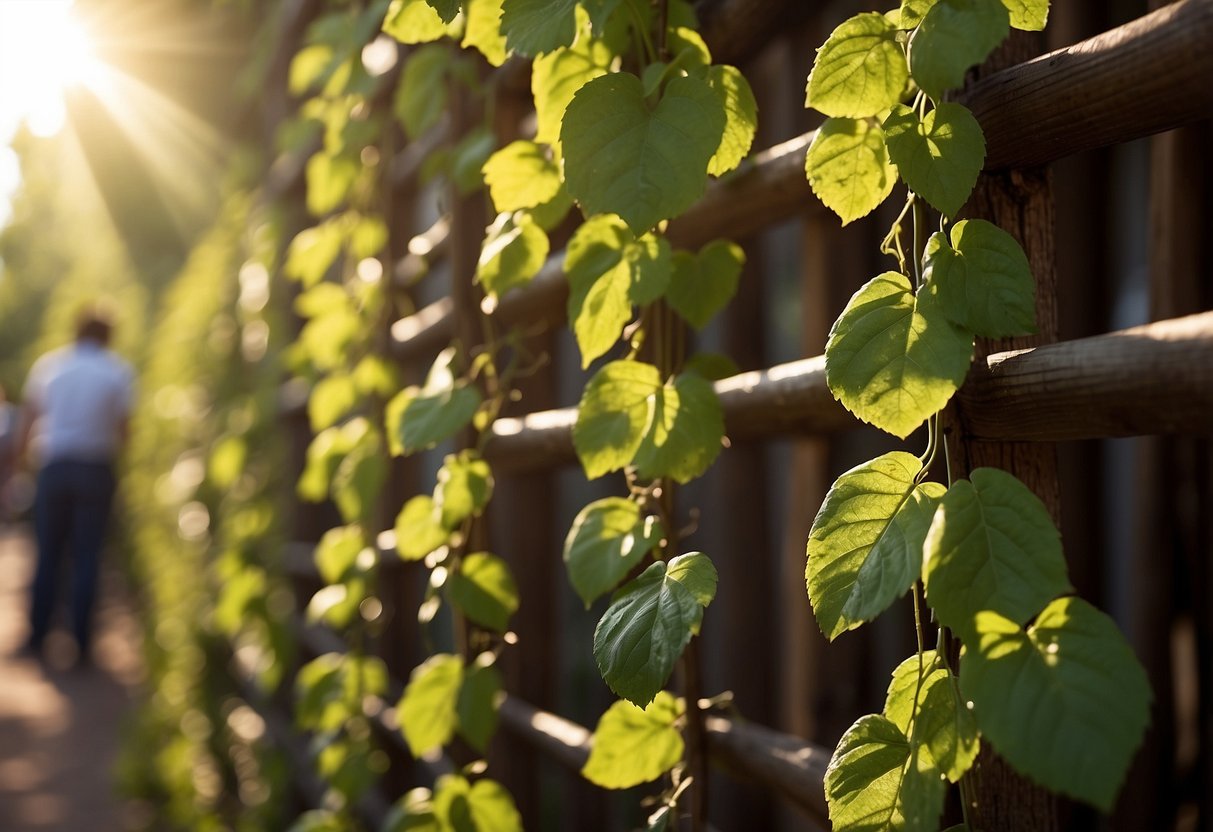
[395,45,451,139]
[564,497,663,607]
[825,271,973,438]
[633,372,725,484]
[922,219,1036,337]
[883,102,985,218]
[582,692,684,788]
[924,467,1072,642]
[425,0,461,24]
[398,654,464,757]
[573,360,661,479]
[806,13,909,118]
[448,551,519,632]
[594,553,716,706]
[387,383,482,455]
[500,0,578,56]
[806,452,922,640]
[805,117,898,225]
[665,240,745,330]
[908,0,1009,99]
[562,72,725,233]
[960,598,1151,810]
[456,653,502,752]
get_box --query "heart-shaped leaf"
[806,117,899,225]
[884,102,985,218]
[562,72,725,233]
[582,693,685,789]
[922,219,1035,337]
[806,12,909,118]
[908,0,1009,99]
[564,497,663,607]
[961,598,1151,810]
[825,271,973,438]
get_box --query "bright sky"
[0,0,105,225]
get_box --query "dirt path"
[0,526,144,831]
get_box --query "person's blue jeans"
[29,459,116,655]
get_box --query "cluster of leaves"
[373,0,762,823]
[120,193,296,830]
[800,2,1151,830]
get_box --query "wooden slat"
[496,695,830,827]
[965,0,1213,171]
[482,313,1213,471]
[388,3,1213,366]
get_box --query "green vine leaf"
[500,0,578,57]
[332,426,386,525]
[806,451,922,640]
[805,117,899,225]
[1002,0,1049,31]
[897,0,941,29]
[462,0,509,65]
[436,450,494,530]
[594,553,717,707]
[573,359,661,479]
[398,654,464,757]
[456,654,503,752]
[843,481,946,625]
[633,372,725,484]
[306,152,360,216]
[565,215,672,368]
[476,212,550,302]
[561,72,725,234]
[908,0,1009,99]
[383,0,461,44]
[922,218,1036,337]
[285,221,345,286]
[482,140,563,213]
[531,36,613,147]
[448,551,520,633]
[960,597,1151,810]
[564,497,664,607]
[382,787,441,832]
[395,495,450,560]
[386,349,482,455]
[885,651,980,782]
[315,525,367,584]
[924,467,1073,642]
[582,692,685,788]
[824,713,946,832]
[309,373,358,431]
[825,271,973,439]
[883,102,985,218]
[665,240,745,330]
[425,0,461,24]
[701,65,758,176]
[805,13,909,118]
[395,45,451,140]
[432,774,523,832]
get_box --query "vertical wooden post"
[947,32,1064,832]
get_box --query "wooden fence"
[250,0,1213,829]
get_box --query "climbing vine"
[801,1,1151,829]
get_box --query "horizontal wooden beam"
[964,0,1213,171]
[959,311,1213,441]
[496,694,829,826]
[482,313,1213,471]
[388,5,1213,366]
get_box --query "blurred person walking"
[16,306,133,664]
